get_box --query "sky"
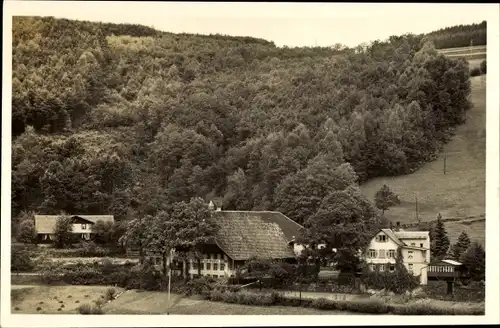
[4,2,494,48]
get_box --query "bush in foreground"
[77,303,104,315]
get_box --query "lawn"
[88,289,352,315]
[360,74,486,245]
[11,285,484,315]
[11,285,125,314]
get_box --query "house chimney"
[396,221,400,231]
[390,222,393,230]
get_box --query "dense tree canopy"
[12,17,474,233]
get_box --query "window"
[378,249,386,258]
[408,251,414,260]
[411,243,416,246]
[379,265,385,272]
[368,249,376,258]
[389,264,395,272]
[217,254,221,259]
[220,263,225,271]
[213,275,218,278]
[388,250,395,258]
[408,264,413,273]
[81,224,87,230]
[420,243,424,248]
[213,263,218,271]
[376,235,387,242]
[193,262,198,270]
[206,263,211,270]
[369,264,376,271]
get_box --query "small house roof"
[441,259,462,266]
[212,211,303,261]
[34,215,114,233]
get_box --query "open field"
[438,45,486,55]
[438,46,486,67]
[104,289,348,315]
[360,74,486,245]
[10,285,483,315]
[10,286,348,315]
[11,285,125,314]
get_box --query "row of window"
[367,249,396,258]
[191,262,226,271]
[368,249,419,260]
[370,263,414,273]
[429,266,454,273]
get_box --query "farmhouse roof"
[34,215,115,233]
[212,211,303,261]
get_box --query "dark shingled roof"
[212,211,303,261]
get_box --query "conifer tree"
[450,231,471,261]
[430,213,450,260]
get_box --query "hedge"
[206,290,484,315]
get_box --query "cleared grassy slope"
[360,74,486,245]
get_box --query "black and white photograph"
[1,1,499,326]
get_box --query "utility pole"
[443,152,447,174]
[415,193,420,223]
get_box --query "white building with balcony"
[364,224,430,285]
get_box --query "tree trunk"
[182,259,187,280]
[139,247,144,265]
[163,251,168,276]
[197,258,202,277]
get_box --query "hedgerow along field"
[360,73,486,245]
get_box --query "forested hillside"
[12,16,472,227]
[425,21,486,49]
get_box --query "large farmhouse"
[144,207,304,278]
[364,223,431,285]
[34,215,115,242]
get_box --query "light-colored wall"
[365,232,399,264]
[187,253,235,278]
[364,232,431,285]
[72,222,93,233]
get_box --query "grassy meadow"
[11,285,125,314]
[360,74,486,245]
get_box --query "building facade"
[143,207,303,278]
[364,227,430,285]
[34,215,115,242]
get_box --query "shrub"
[36,307,42,311]
[57,308,62,311]
[470,67,481,77]
[182,276,218,297]
[14,307,20,311]
[75,300,80,303]
[480,59,486,74]
[77,303,104,315]
[105,288,116,301]
[11,249,35,272]
[391,302,484,315]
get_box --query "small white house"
[364,226,430,285]
[34,215,115,242]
